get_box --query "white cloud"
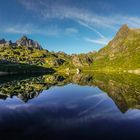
[85,37,110,45]
[4,24,79,37]
[77,21,106,39]
[5,25,32,34]
[4,24,60,36]
[10,0,140,50]
[65,28,79,34]
[17,0,140,50]
[19,0,140,29]
[19,0,41,11]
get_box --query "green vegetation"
[0,24,140,74]
[92,72,140,112]
[0,44,95,73]
[0,74,69,102]
[92,25,140,71]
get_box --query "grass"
[92,29,140,71]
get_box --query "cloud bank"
[19,0,140,29]
[15,0,140,46]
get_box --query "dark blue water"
[0,83,140,140]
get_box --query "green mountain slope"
[93,25,140,71]
[1,24,140,74]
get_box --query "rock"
[0,39,6,46]
[6,40,16,47]
[76,68,81,74]
[48,58,65,67]
[71,55,83,67]
[16,36,42,50]
[0,39,16,47]
[71,54,93,67]
[108,24,130,49]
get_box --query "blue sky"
[0,0,140,54]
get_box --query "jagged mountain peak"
[16,36,42,50]
[116,24,130,37]
[0,36,43,50]
[107,24,130,48]
[20,35,28,40]
[119,24,129,30]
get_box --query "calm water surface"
[0,73,140,140]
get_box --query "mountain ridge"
[0,36,42,50]
[0,24,140,73]
[0,36,95,70]
[93,24,140,71]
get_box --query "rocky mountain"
[71,53,94,67]
[1,24,140,73]
[0,36,42,50]
[0,39,16,47]
[0,39,6,45]
[16,36,42,50]
[0,36,95,70]
[93,24,140,71]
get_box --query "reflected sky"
[0,73,140,140]
[0,84,140,139]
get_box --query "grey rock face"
[71,54,93,67]
[16,36,42,50]
[0,39,6,46]
[108,24,130,49]
[0,36,43,50]
[0,39,16,47]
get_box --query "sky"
[0,0,140,54]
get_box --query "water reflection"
[0,73,140,139]
[0,72,140,113]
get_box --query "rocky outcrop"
[0,39,16,47]
[16,36,42,50]
[0,39,6,45]
[71,54,93,67]
[0,36,42,50]
[71,55,83,67]
[47,58,65,67]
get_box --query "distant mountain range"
[0,24,140,74]
[0,36,42,50]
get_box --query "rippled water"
[0,73,140,140]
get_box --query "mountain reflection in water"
[1,72,140,112]
[0,73,140,140]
